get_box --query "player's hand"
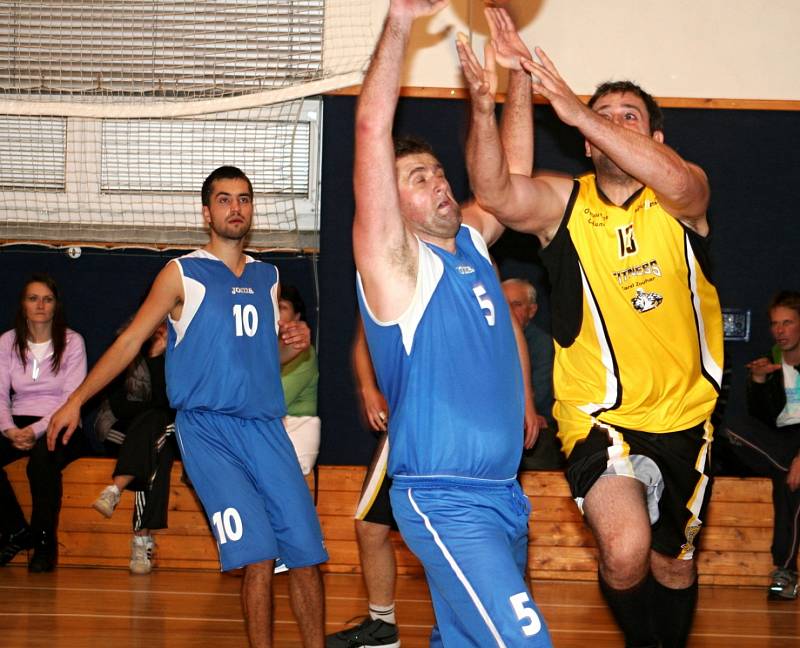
[456,34,498,116]
[485,7,530,71]
[5,426,35,451]
[389,0,450,20]
[787,455,800,491]
[361,387,389,432]
[746,357,781,384]
[279,319,311,351]
[147,324,168,358]
[521,47,588,127]
[47,399,81,450]
[523,395,540,449]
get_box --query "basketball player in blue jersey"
[459,7,724,647]
[352,1,551,646]
[47,166,328,648]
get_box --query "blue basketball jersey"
[358,225,524,480]
[166,250,286,420]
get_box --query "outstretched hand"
[456,34,498,116]
[47,399,81,451]
[389,0,450,20]
[521,47,587,127]
[746,357,782,384]
[485,7,531,71]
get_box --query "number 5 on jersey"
[472,284,496,326]
[509,592,542,637]
[233,303,258,337]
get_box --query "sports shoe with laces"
[768,567,798,600]
[92,485,121,518]
[130,535,154,575]
[0,527,32,566]
[326,617,400,648]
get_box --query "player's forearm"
[355,12,412,140]
[467,107,514,215]
[500,69,533,176]
[66,333,143,408]
[576,110,708,210]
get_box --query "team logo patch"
[631,287,663,313]
[584,206,607,227]
[681,521,702,555]
[456,264,475,275]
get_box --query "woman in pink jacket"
[0,274,87,572]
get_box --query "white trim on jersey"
[271,266,281,336]
[406,488,508,648]
[356,236,444,356]
[168,257,206,348]
[576,263,620,416]
[685,236,723,389]
[464,224,493,266]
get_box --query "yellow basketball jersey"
[542,173,724,455]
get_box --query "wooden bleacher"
[6,459,773,586]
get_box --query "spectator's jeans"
[725,417,800,570]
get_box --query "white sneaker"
[92,485,121,518]
[130,535,154,575]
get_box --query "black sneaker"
[326,617,400,648]
[28,530,56,573]
[0,527,32,566]
[768,568,798,601]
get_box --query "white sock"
[369,602,396,625]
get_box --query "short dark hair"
[769,290,800,318]
[393,135,436,161]
[279,283,307,321]
[588,81,664,134]
[201,166,253,207]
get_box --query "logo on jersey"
[456,264,475,275]
[231,286,255,295]
[584,206,607,227]
[631,287,663,313]
[680,521,702,557]
[616,224,638,259]
[612,259,662,285]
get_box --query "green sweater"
[281,346,318,416]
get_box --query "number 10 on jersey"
[233,303,259,337]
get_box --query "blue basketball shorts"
[391,476,552,648]
[175,409,328,571]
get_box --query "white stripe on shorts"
[406,488,507,648]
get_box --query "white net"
[0,0,375,249]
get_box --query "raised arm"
[47,262,183,448]
[353,0,448,322]
[458,11,569,243]
[522,49,710,232]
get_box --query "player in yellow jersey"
[458,7,723,648]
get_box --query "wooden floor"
[0,566,797,647]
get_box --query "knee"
[597,532,651,587]
[651,552,696,588]
[356,519,391,549]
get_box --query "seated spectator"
[502,278,563,470]
[92,321,177,575]
[0,273,88,572]
[279,284,319,475]
[722,290,800,600]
